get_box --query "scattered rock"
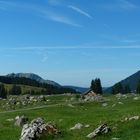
[118,102,123,105]
[67,104,75,108]
[14,115,28,127]
[70,97,76,101]
[112,104,116,107]
[20,118,60,140]
[102,103,108,107]
[111,138,120,140]
[15,116,20,120]
[85,124,90,128]
[129,116,139,121]
[6,118,14,122]
[122,116,139,122]
[133,97,139,101]
[38,95,46,101]
[86,124,111,138]
[116,93,127,100]
[70,123,84,130]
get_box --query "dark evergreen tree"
[90,79,95,91]
[136,81,140,94]
[111,87,115,94]
[96,78,102,94]
[112,82,123,94]
[124,84,131,94]
[0,84,7,98]
[90,78,102,94]
[9,85,21,95]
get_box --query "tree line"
[111,81,140,94]
[0,83,76,99]
[89,78,140,94]
[0,84,24,98]
[0,76,50,88]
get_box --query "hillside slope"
[105,70,140,93]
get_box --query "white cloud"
[68,5,92,19]
[0,1,81,27]
[47,13,82,27]
[1,45,140,52]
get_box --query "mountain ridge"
[105,70,140,93]
[6,73,61,87]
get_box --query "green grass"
[0,95,140,140]
[3,83,46,94]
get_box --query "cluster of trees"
[111,82,131,94]
[0,83,77,98]
[0,84,22,98]
[112,81,140,94]
[0,76,49,88]
[90,78,102,94]
[9,85,22,95]
[136,81,140,94]
[0,84,7,99]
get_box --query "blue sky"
[0,0,140,87]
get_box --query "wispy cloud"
[68,5,92,19]
[46,12,82,27]
[0,1,81,27]
[101,0,137,11]
[1,45,140,52]
[100,33,140,44]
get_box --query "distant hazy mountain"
[63,86,89,93]
[6,73,61,87]
[105,70,140,93]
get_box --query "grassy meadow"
[0,94,140,140]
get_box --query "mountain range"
[6,70,140,94]
[6,73,87,93]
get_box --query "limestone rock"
[111,138,120,140]
[129,116,139,121]
[133,97,139,100]
[102,103,108,107]
[87,124,111,138]
[15,115,28,127]
[20,118,60,140]
[70,123,84,130]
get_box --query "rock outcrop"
[87,124,111,138]
[20,118,60,140]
